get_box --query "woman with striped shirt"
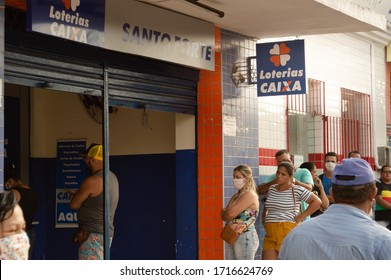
[262,162,321,260]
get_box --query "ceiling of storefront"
[5,0,389,39]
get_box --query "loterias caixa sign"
[27,0,105,47]
[27,0,215,71]
[256,40,306,97]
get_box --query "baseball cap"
[80,143,103,161]
[331,158,374,186]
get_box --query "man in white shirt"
[279,158,391,260]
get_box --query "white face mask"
[233,178,246,190]
[0,232,30,260]
[325,162,336,172]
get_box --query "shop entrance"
[4,21,198,259]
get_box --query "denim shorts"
[226,229,259,260]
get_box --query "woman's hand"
[220,208,230,221]
[294,214,303,223]
[314,177,323,190]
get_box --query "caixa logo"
[257,40,306,95]
[48,0,89,43]
[62,0,80,12]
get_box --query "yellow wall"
[30,88,179,157]
[175,114,196,150]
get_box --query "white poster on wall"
[223,115,237,137]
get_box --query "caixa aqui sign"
[256,40,306,97]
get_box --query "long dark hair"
[0,192,18,223]
[300,162,316,173]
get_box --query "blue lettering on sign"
[122,23,212,61]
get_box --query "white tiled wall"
[258,33,387,163]
[258,95,287,148]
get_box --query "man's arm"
[375,195,391,210]
[70,176,99,210]
[293,179,312,191]
[294,168,313,191]
[257,178,277,195]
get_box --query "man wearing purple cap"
[279,158,391,259]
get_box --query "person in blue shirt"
[279,158,391,260]
[318,152,338,203]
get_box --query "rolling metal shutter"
[5,29,199,114]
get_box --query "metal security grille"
[287,78,325,115]
[5,29,198,114]
[324,116,343,156]
[5,49,104,95]
[323,90,372,160]
[107,66,197,113]
[287,79,372,162]
[341,88,372,159]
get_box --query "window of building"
[286,79,372,164]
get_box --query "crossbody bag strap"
[230,210,257,234]
[291,186,304,216]
[291,187,296,213]
[245,216,256,230]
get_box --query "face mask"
[325,162,336,172]
[0,232,30,260]
[233,178,246,190]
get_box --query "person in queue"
[318,152,338,203]
[299,162,329,217]
[4,163,38,259]
[375,164,391,230]
[279,158,391,259]
[69,143,119,260]
[348,150,361,158]
[262,162,321,260]
[257,149,313,195]
[0,191,30,260]
[221,164,259,260]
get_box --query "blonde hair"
[231,164,258,200]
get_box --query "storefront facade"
[1,1,390,260]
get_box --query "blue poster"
[256,40,306,97]
[27,0,105,47]
[55,139,86,228]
